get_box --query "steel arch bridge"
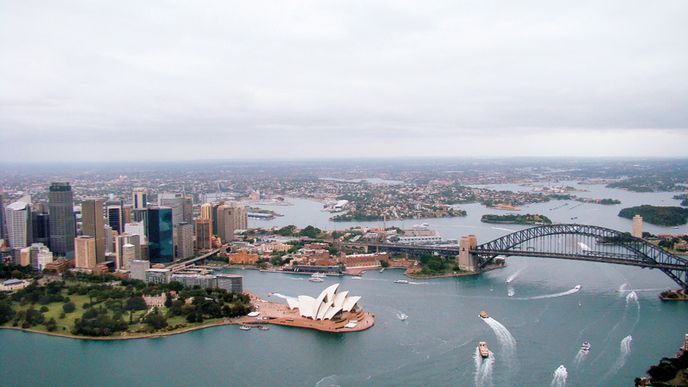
[472,224,688,290]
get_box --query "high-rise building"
[129,259,150,280]
[146,206,173,263]
[217,204,248,242]
[132,188,148,210]
[31,211,50,246]
[632,215,643,238]
[81,198,105,262]
[177,222,194,259]
[74,235,96,269]
[48,182,76,257]
[107,203,124,234]
[5,200,31,249]
[182,196,193,224]
[159,193,184,227]
[0,189,7,241]
[104,225,114,253]
[115,233,142,270]
[122,205,133,225]
[195,218,212,250]
[200,203,213,221]
[124,222,146,243]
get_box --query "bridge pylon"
[457,235,479,272]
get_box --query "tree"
[144,308,168,330]
[0,301,15,324]
[45,318,57,332]
[125,296,147,311]
[380,260,389,268]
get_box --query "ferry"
[581,341,591,352]
[574,285,582,291]
[478,342,490,358]
[239,325,251,331]
[394,279,409,284]
[479,310,489,319]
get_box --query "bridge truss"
[472,224,688,289]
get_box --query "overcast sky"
[1,0,687,162]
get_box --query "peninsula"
[481,213,552,225]
[618,205,688,227]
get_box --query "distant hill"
[618,205,688,227]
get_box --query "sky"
[1,0,687,162]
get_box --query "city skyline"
[1,1,688,162]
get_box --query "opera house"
[285,284,361,320]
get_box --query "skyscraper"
[632,215,643,238]
[106,202,124,234]
[48,182,76,257]
[217,203,248,242]
[0,189,7,241]
[200,203,213,221]
[177,222,194,259]
[5,200,31,249]
[31,210,50,246]
[132,188,148,210]
[81,198,106,262]
[182,196,193,224]
[146,206,173,263]
[75,235,96,269]
[195,218,212,250]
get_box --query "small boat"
[379,268,385,273]
[351,276,363,280]
[479,310,489,319]
[581,341,591,352]
[394,279,409,284]
[574,285,582,291]
[239,325,251,331]
[258,326,270,331]
[309,274,325,282]
[478,342,490,358]
[397,312,408,321]
[247,311,260,317]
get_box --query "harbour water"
[1,184,687,386]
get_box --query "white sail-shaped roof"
[283,284,362,320]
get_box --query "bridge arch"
[472,224,688,290]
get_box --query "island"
[674,194,688,207]
[618,205,688,227]
[481,213,552,225]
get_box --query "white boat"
[397,312,408,321]
[247,311,260,317]
[394,279,409,284]
[351,276,362,280]
[574,284,582,291]
[581,341,591,352]
[239,325,251,331]
[309,273,325,282]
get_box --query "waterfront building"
[633,215,643,238]
[129,259,150,281]
[75,235,96,269]
[195,219,212,250]
[171,273,217,289]
[217,203,248,242]
[216,274,243,292]
[5,200,31,249]
[146,206,174,263]
[228,250,260,265]
[81,198,105,262]
[48,182,76,257]
[177,222,194,259]
[145,268,171,284]
[285,284,361,320]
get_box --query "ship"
[478,342,490,358]
[581,341,591,352]
[479,310,489,319]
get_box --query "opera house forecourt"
[237,284,374,333]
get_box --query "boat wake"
[408,281,429,285]
[605,335,633,379]
[626,291,638,306]
[505,266,526,284]
[517,285,581,300]
[551,365,568,387]
[473,346,494,387]
[617,283,628,293]
[491,226,515,232]
[573,349,588,368]
[481,317,516,367]
[270,292,297,303]
[507,286,515,297]
[315,375,341,387]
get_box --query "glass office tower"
[146,206,173,263]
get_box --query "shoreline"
[406,264,505,279]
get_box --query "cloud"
[1,0,687,161]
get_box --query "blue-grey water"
[1,183,687,386]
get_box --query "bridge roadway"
[167,248,222,272]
